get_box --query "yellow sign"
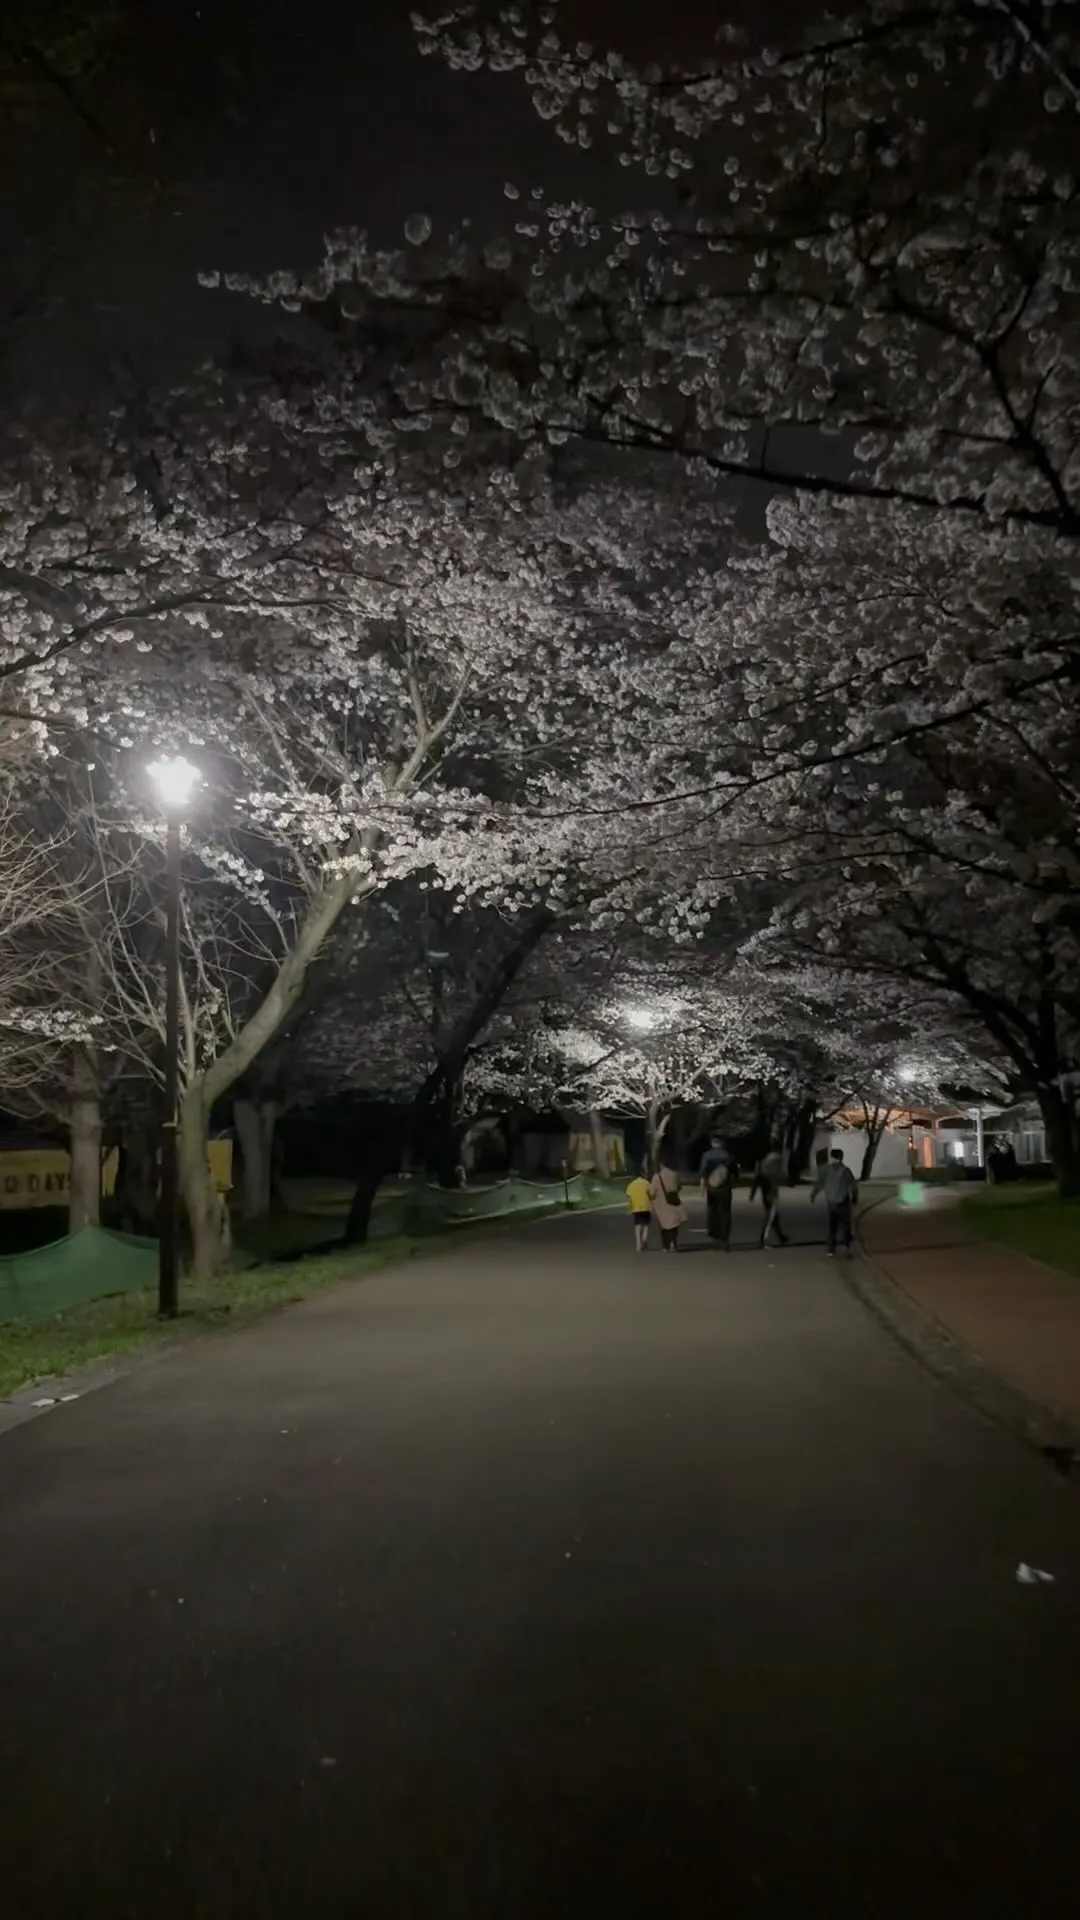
[206,1139,233,1193]
[0,1150,73,1210]
[0,1140,233,1211]
[566,1130,626,1175]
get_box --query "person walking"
[649,1161,685,1253]
[625,1167,653,1252]
[699,1134,734,1250]
[750,1145,789,1249]
[811,1148,859,1257]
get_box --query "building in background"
[810,1103,1039,1179]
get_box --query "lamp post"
[148,757,199,1319]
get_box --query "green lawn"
[961,1182,1080,1281]
[0,1236,432,1400]
[1,1182,622,1400]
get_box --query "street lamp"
[626,1006,657,1032]
[147,757,199,1318]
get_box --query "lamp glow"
[626,1006,657,1032]
[148,756,200,812]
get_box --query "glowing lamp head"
[626,1006,657,1032]
[148,756,200,813]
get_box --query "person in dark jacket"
[699,1135,735,1250]
[811,1149,859,1257]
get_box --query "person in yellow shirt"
[626,1170,653,1252]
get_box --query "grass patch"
[961,1182,1080,1281]
[0,1235,426,1400]
[1,1186,620,1400]
[233,1208,344,1262]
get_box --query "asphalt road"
[3,1195,1080,1918]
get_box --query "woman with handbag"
[649,1162,685,1253]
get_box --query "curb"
[849,1212,1080,1469]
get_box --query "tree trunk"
[460,1114,502,1175]
[341,1119,405,1247]
[234,1098,278,1220]
[179,1091,227,1280]
[859,1106,891,1183]
[343,1165,384,1246]
[428,1115,462,1188]
[645,1099,659,1172]
[502,1112,521,1175]
[409,1071,462,1187]
[67,1042,102,1231]
[387,909,556,1195]
[785,1100,818,1182]
[198,870,373,1116]
[270,1120,286,1205]
[664,1106,701,1170]
[588,1108,607,1175]
[1037,1081,1080,1199]
[114,1126,159,1236]
[69,1096,102,1231]
[645,1102,673,1171]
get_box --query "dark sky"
[3,0,799,398]
[3,0,600,392]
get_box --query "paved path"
[862,1188,1080,1426]
[3,1197,1080,1918]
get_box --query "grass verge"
[0,1189,619,1400]
[960,1182,1080,1282]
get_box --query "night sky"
[4,0,800,400]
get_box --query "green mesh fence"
[0,1226,157,1326]
[0,1178,609,1325]
[279,1173,599,1241]
[400,1173,591,1235]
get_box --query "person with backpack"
[649,1160,686,1253]
[811,1148,860,1257]
[699,1134,734,1250]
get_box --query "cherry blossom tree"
[466,947,796,1171]
[236,884,561,1235]
[7,363,771,1269]
[215,4,1080,963]
[411,3,1080,535]
[0,778,96,1111]
[459,918,1006,1182]
[772,857,1080,1190]
[725,494,1080,1190]
[12,0,1080,1250]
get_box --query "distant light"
[148,756,200,812]
[625,1006,657,1032]
[898,1065,917,1083]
